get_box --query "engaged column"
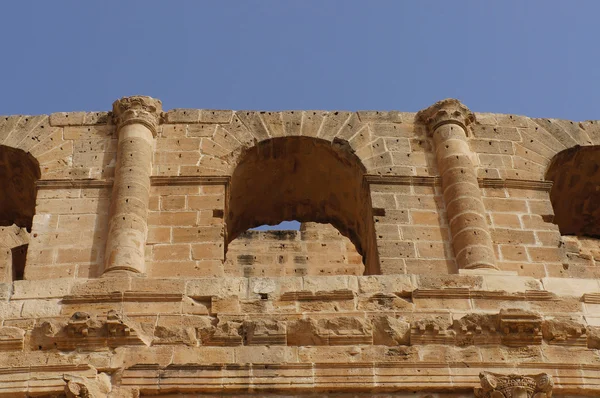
[103,96,162,275]
[417,99,497,270]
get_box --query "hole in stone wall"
[226,137,378,276]
[546,145,600,237]
[11,244,27,281]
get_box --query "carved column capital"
[416,98,475,133]
[112,95,163,136]
[475,371,554,398]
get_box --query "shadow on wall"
[226,137,379,275]
[0,145,40,281]
[546,145,600,238]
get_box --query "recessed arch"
[0,145,40,231]
[545,145,600,237]
[0,145,40,281]
[226,137,379,274]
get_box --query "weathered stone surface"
[0,97,599,396]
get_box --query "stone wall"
[225,222,364,277]
[0,97,599,396]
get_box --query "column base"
[102,266,145,277]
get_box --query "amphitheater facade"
[0,96,599,397]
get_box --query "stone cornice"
[416,98,475,133]
[112,95,163,136]
[36,176,551,191]
[364,175,553,191]
[36,175,230,189]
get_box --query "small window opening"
[11,244,27,281]
[251,221,301,231]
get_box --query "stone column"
[103,96,162,275]
[417,99,497,270]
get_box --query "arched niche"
[545,145,600,237]
[0,145,41,231]
[0,145,40,281]
[226,137,379,274]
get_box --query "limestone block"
[198,320,242,346]
[235,345,298,364]
[186,277,247,298]
[0,326,25,350]
[152,324,197,346]
[0,283,10,300]
[243,319,286,345]
[248,276,302,299]
[12,278,75,299]
[372,316,410,345]
[542,317,586,346]
[357,274,414,294]
[21,299,62,318]
[417,274,484,289]
[171,346,235,364]
[302,275,358,292]
[542,277,600,297]
[482,275,542,293]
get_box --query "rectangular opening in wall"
[11,244,28,281]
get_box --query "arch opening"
[226,137,379,275]
[545,145,600,238]
[0,145,40,231]
[0,145,40,281]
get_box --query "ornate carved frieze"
[36,310,149,351]
[244,319,286,345]
[499,309,543,347]
[198,320,243,346]
[474,371,554,398]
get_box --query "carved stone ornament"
[474,371,554,398]
[415,98,475,133]
[112,95,163,135]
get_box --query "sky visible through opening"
[0,1,598,231]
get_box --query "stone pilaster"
[103,96,162,275]
[475,371,554,398]
[417,99,497,270]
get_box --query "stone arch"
[226,136,380,274]
[545,145,600,237]
[0,115,75,179]
[193,110,406,177]
[0,145,41,230]
[0,144,40,281]
[508,118,599,181]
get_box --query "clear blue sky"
[1,1,597,231]
[1,1,598,121]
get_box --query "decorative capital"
[475,371,554,398]
[112,95,163,136]
[416,98,475,133]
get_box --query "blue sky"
[1,1,598,120]
[1,1,598,230]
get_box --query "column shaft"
[103,96,161,275]
[433,123,496,269]
[417,99,497,270]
